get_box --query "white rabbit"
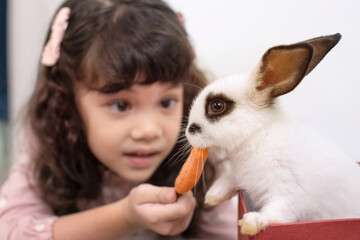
[186,33,360,236]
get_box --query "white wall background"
[8,0,360,164]
[8,0,64,161]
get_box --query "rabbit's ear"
[256,33,341,98]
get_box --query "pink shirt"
[0,150,238,239]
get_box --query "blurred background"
[1,0,360,185]
[0,0,9,184]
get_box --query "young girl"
[0,0,237,239]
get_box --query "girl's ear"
[255,33,341,98]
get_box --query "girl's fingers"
[134,184,177,205]
[130,184,195,231]
[143,191,196,222]
[155,211,194,236]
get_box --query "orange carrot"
[175,147,209,194]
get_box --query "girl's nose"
[130,115,163,141]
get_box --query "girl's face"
[75,81,184,183]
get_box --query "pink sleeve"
[197,199,238,240]
[0,152,57,240]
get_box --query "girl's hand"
[125,183,196,236]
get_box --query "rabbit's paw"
[205,191,237,205]
[204,177,237,205]
[238,212,281,236]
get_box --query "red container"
[238,191,360,240]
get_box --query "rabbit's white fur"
[186,34,360,235]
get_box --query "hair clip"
[41,7,71,66]
[177,12,185,27]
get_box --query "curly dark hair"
[27,0,217,237]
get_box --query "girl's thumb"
[137,184,177,204]
[158,187,177,203]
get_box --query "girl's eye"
[160,99,177,109]
[110,101,130,112]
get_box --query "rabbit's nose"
[188,123,201,134]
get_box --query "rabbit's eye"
[210,100,226,113]
[205,93,235,121]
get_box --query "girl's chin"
[114,164,160,183]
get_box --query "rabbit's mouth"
[187,134,213,150]
[187,136,207,149]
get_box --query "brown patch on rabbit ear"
[256,43,313,98]
[254,34,341,101]
[301,33,342,75]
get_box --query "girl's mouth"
[124,150,159,168]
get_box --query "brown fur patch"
[205,93,235,122]
[257,44,312,98]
